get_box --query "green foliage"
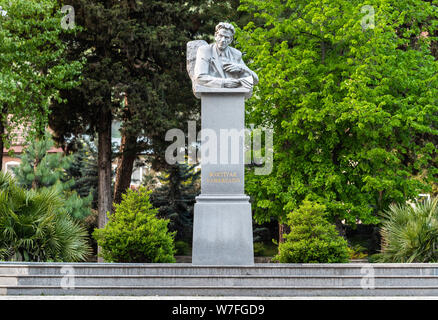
[0,172,91,262]
[149,163,200,242]
[44,0,245,225]
[66,137,99,210]
[62,190,93,221]
[48,0,247,177]
[174,240,191,256]
[14,133,71,189]
[253,241,278,257]
[253,242,265,256]
[49,0,201,169]
[236,0,438,228]
[263,242,279,257]
[345,224,381,256]
[0,0,82,142]
[13,133,92,220]
[375,197,438,262]
[142,171,160,191]
[348,244,368,260]
[93,187,176,263]
[274,200,350,263]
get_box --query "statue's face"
[215,28,233,51]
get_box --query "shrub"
[253,242,265,256]
[274,200,350,263]
[348,244,368,260]
[93,187,176,263]
[174,241,191,256]
[0,172,91,262]
[375,197,438,262]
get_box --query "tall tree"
[49,0,132,231]
[109,0,246,205]
[49,0,246,232]
[0,0,82,169]
[112,96,137,205]
[236,0,438,238]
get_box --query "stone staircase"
[1,262,438,296]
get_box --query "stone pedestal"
[192,86,254,266]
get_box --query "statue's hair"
[215,22,235,36]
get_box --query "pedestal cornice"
[194,85,252,99]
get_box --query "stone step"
[2,274,438,287]
[1,263,438,276]
[3,285,438,296]
[2,263,438,296]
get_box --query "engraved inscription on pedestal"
[206,171,240,184]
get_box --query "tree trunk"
[97,109,113,262]
[32,152,40,190]
[113,132,138,205]
[378,190,384,212]
[97,110,113,222]
[0,116,4,172]
[278,222,290,244]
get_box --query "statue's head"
[214,22,235,51]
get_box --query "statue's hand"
[223,79,241,88]
[223,63,244,74]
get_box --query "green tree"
[0,0,82,169]
[49,0,200,230]
[236,0,438,235]
[93,187,176,263]
[0,172,91,262]
[149,163,200,242]
[13,133,92,220]
[48,0,248,232]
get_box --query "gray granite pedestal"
[192,86,254,266]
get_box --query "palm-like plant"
[0,172,90,262]
[377,197,438,263]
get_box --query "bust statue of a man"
[191,22,258,90]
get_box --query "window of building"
[5,161,20,177]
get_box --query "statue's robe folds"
[194,43,255,89]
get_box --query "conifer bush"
[274,200,350,263]
[13,133,93,220]
[93,187,176,263]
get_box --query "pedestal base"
[192,195,254,266]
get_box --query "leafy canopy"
[0,0,82,144]
[236,0,438,226]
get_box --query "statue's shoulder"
[228,46,242,59]
[196,43,215,58]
